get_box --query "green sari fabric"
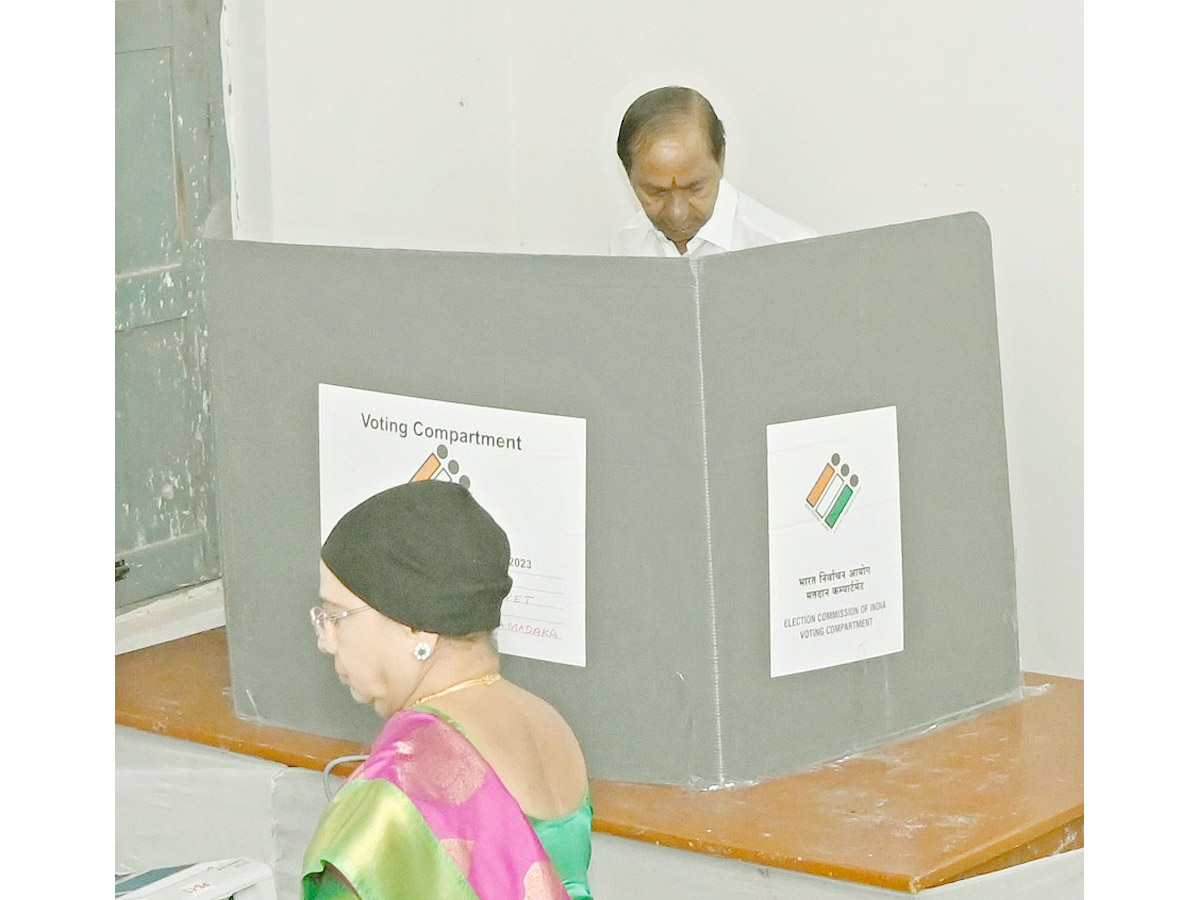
[529,792,594,900]
[302,707,591,900]
[303,777,479,900]
[305,786,595,900]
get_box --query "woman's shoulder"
[435,680,588,820]
[509,681,581,736]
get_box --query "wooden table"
[117,628,1082,892]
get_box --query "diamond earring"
[413,642,433,661]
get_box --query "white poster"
[767,406,904,677]
[318,383,587,666]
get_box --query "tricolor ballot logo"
[806,453,858,530]
[409,443,471,488]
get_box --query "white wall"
[222,0,1082,677]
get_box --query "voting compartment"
[205,212,1020,786]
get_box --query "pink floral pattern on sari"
[351,709,571,900]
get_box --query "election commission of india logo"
[806,453,858,530]
[409,443,471,488]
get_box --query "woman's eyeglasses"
[310,605,370,639]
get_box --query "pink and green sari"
[302,708,573,900]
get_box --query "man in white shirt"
[610,86,818,258]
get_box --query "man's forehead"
[631,144,721,187]
[635,115,707,155]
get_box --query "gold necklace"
[411,672,502,707]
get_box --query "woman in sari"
[302,480,593,900]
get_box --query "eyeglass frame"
[310,604,371,639]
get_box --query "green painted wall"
[115,0,229,607]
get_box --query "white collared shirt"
[609,179,819,258]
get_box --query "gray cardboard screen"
[205,241,723,782]
[205,213,1019,787]
[696,213,1020,782]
